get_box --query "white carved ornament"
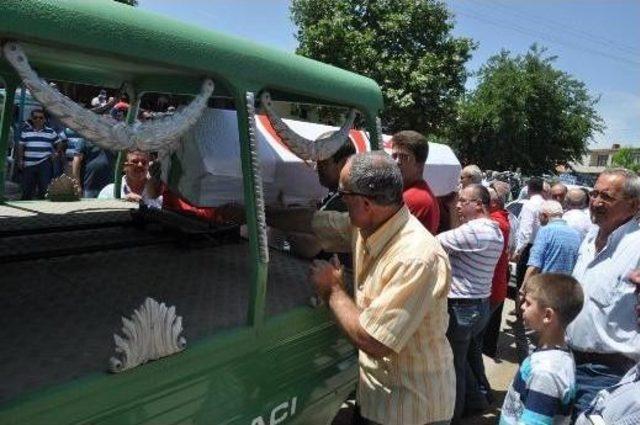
[2,42,214,153]
[259,91,357,162]
[109,298,186,373]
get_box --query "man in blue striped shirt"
[17,109,63,199]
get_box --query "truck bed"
[0,201,316,403]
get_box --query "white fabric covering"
[171,108,461,207]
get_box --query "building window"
[597,155,608,167]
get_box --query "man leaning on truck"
[309,151,455,425]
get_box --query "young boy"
[500,273,584,424]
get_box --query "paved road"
[332,299,521,424]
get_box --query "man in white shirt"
[562,188,593,239]
[513,177,545,290]
[567,168,640,418]
[98,150,162,209]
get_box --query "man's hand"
[510,250,521,263]
[309,255,344,302]
[627,268,640,326]
[124,192,142,203]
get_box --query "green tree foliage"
[450,45,603,174]
[291,0,475,134]
[611,147,640,173]
[114,0,138,6]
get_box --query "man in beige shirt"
[310,151,455,425]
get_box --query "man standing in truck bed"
[310,151,455,425]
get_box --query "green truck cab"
[0,1,384,424]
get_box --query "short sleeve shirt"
[403,179,440,234]
[567,217,640,361]
[500,348,576,425]
[527,220,582,274]
[76,140,116,191]
[312,206,455,425]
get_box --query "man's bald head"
[565,188,588,210]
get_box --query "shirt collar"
[360,205,409,258]
[588,215,639,254]
[548,218,567,226]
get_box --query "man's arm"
[16,143,25,169]
[266,207,316,233]
[515,203,534,256]
[311,257,392,358]
[523,266,540,286]
[437,225,483,253]
[72,153,84,188]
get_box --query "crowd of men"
[297,131,639,425]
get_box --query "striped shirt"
[500,348,576,425]
[437,217,504,299]
[312,206,456,424]
[19,124,60,167]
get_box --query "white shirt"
[566,217,640,361]
[98,176,162,209]
[563,208,594,240]
[515,194,544,252]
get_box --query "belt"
[448,297,488,305]
[572,350,636,374]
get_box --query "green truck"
[0,1,385,424]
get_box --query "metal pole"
[0,79,18,202]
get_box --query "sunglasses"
[32,116,45,120]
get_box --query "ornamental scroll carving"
[2,42,213,153]
[109,298,186,373]
[259,91,357,162]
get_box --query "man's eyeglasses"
[457,197,481,205]
[589,190,625,203]
[32,116,45,121]
[124,159,149,167]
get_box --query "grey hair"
[346,151,403,206]
[462,165,482,184]
[600,168,640,200]
[565,188,588,209]
[488,187,505,208]
[540,200,564,216]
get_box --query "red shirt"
[403,179,440,234]
[489,209,511,305]
[162,188,220,222]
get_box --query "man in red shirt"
[390,130,440,234]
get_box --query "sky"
[138,0,640,148]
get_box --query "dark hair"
[528,177,544,194]
[390,130,429,164]
[331,140,356,164]
[468,183,490,208]
[525,273,584,328]
[347,151,403,206]
[30,108,45,117]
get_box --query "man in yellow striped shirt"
[310,152,455,425]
